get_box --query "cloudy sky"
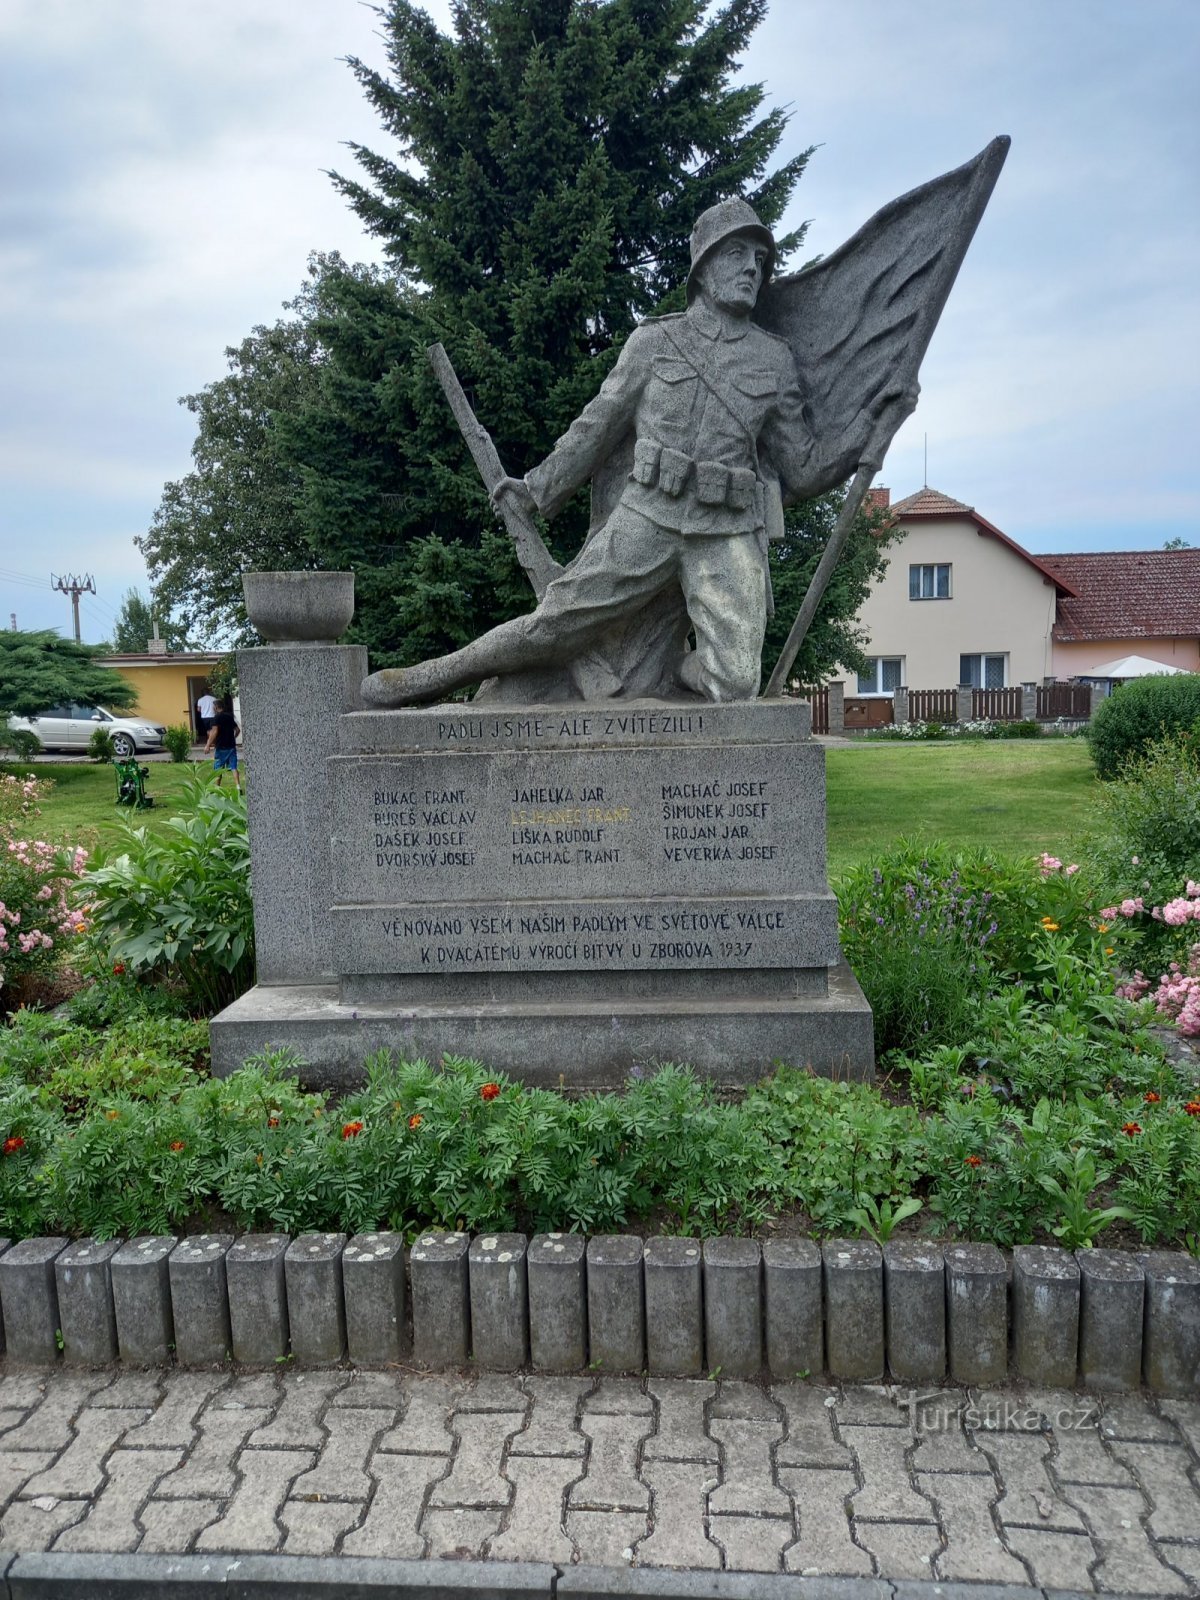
[2,0,1196,643]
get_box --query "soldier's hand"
[490,476,537,517]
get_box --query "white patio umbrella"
[1078,654,1193,679]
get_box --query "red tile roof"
[888,486,1075,595]
[1038,550,1200,642]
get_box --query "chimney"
[148,620,167,656]
[865,486,891,513]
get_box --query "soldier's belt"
[631,440,756,511]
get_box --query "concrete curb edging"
[0,1553,1173,1599]
[0,1230,1195,1395]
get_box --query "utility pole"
[51,573,95,642]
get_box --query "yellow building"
[99,649,227,738]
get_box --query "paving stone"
[0,1407,27,1438]
[945,1243,1008,1385]
[0,1373,52,1409]
[279,1496,363,1555]
[643,1377,718,1462]
[55,1237,122,1367]
[710,1380,780,1422]
[643,1236,704,1376]
[763,1238,823,1380]
[823,1240,884,1381]
[1068,1481,1190,1593]
[1077,1248,1144,1392]
[843,1425,936,1522]
[111,1235,177,1367]
[53,1447,182,1553]
[247,1372,346,1449]
[1140,1249,1200,1397]
[0,1493,87,1551]
[340,1452,443,1557]
[583,1376,652,1416]
[420,1505,503,1559]
[1012,1245,1080,1387]
[285,1233,348,1363]
[570,1410,651,1511]
[833,1384,909,1427]
[217,1371,283,1411]
[290,1406,393,1501]
[225,1232,290,1364]
[1099,1390,1182,1441]
[21,1407,148,1499]
[1160,1397,1200,1455]
[1,1375,106,1452]
[773,1383,853,1469]
[637,1458,721,1568]
[921,1469,1029,1583]
[194,1445,313,1551]
[854,1518,941,1579]
[90,1373,164,1409]
[327,1370,404,1411]
[1161,1542,1200,1584]
[702,1236,762,1380]
[1003,1525,1098,1590]
[779,1466,872,1576]
[708,1416,789,1517]
[969,1385,1078,1432]
[979,1431,1086,1530]
[155,1405,273,1498]
[121,1372,229,1451]
[0,1236,67,1365]
[468,1231,530,1373]
[455,1372,531,1412]
[489,1452,578,1562]
[375,1376,460,1455]
[884,1240,945,1383]
[137,1496,222,1552]
[410,1231,471,1367]
[0,1452,54,1517]
[527,1233,586,1372]
[427,1408,523,1507]
[1107,1439,1200,1539]
[586,1234,645,1374]
[1051,1426,1139,1487]
[911,1419,992,1475]
[710,1512,792,1571]
[511,1375,590,1456]
[565,1508,646,1564]
[343,1231,407,1366]
[168,1234,234,1365]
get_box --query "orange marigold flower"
[1096,921,1112,933]
[169,1140,186,1152]
[112,961,126,975]
[480,1082,501,1101]
[1144,1091,1161,1104]
[1040,918,1060,931]
[1121,1122,1142,1136]
[105,1109,120,1121]
[1184,1101,1200,1117]
[2,1136,25,1155]
[408,1113,423,1130]
[964,1154,983,1168]
[268,1116,280,1128]
[341,1120,364,1139]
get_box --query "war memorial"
[210,137,1010,1090]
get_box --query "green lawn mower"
[114,757,154,809]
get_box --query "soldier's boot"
[361,617,533,707]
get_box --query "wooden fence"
[1037,682,1092,720]
[806,688,829,735]
[972,686,1023,720]
[908,688,957,722]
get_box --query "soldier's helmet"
[686,197,776,304]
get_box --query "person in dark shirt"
[205,697,241,791]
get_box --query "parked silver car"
[8,704,166,760]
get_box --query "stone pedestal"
[213,694,872,1088]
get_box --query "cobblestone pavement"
[0,1368,1197,1591]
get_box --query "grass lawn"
[825,737,1100,881]
[14,739,1101,879]
[10,761,223,853]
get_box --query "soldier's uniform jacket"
[525,302,814,542]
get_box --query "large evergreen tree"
[144,0,888,682]
[0,632,138,719]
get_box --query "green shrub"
[0,718,40,762]
[88,727,117,762]
[997,719,1041,739]
[1087,674,1200,778]
[163,724,193,763]
[82,771,255,1013]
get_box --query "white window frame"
[959,653,1008,690]
[856,656,905,696]
[909,562,952,600]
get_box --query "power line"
[51,573,95,643]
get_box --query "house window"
[857,657,904,695]
[909,562,951,599]
[959,653,1007,689]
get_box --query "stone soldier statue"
[363,141,1009,708]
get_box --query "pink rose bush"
[0,776,88,1003]
[1149,945,1200,1037]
